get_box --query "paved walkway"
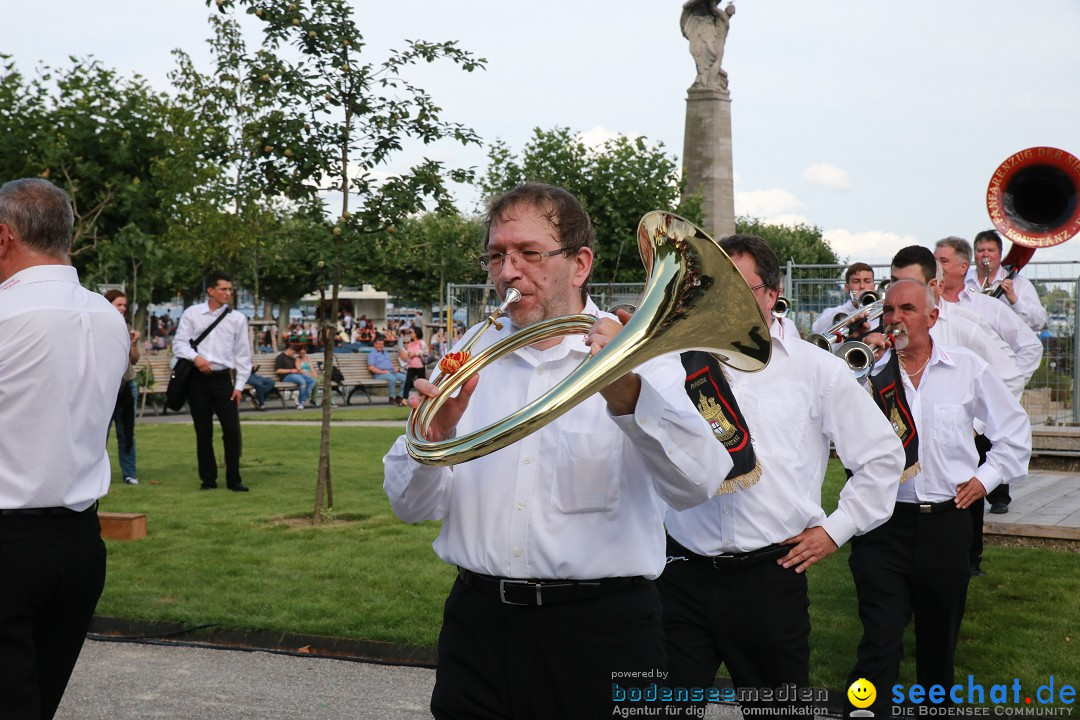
[983,470,1080,540]
[57,639,743,720]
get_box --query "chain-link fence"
[448,260,1080,426]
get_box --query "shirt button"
[723,507,730,514]
[524,457,533,464]
[513,548,523,557]
[516,502,525,510]
[537,368,544,375]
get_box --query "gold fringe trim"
[714,458,763,496]
[899,461,921,485]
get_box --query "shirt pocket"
[551,429,622,514]
[933,404,969,445]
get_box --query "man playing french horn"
[383,183,734,720]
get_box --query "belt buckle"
[499,578,534,606]
[712,553,736,568]
[919,503,933,514]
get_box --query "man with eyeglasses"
[383,182,731,719]
[1,178,130,719]
[173,271,253,492]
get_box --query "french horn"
[405,212,772,466]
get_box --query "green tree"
[479,127,700,285]
[208,0,484,521]
[735,217,838,266]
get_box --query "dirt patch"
[268,515,362,528]
[986,535,1080,553]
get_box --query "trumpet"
[806,299,884,349]
[979,258,998,294]
[773,295,791,319]
[835,340,876,380]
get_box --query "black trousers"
[0,508,106,720]
[657,538,811,718]
[847,507,972,718]
[430,575,665,720]
[402,367,426,399]
[187,369,242,488]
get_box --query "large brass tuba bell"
[405,211,772,466]
[987,146,1080,250]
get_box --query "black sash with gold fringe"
[681,351,761,494]
[867,350,920,484]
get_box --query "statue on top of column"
[681,0,736,91]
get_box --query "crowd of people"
[0,175,1050,720]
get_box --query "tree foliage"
[479,127,701,284]
[735,216,839,266]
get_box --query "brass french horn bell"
[405,211,772,466]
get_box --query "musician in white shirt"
[811,261,876,335]
[0,178,129,719]
[173,271,252,492]
[660,235,903,716]
[846,280,1030,717]
[965,229,1047,332]
[383,183,730,719]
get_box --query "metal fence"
[448,260,1080,425]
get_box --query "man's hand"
[411,375,480,442]
[1000,278,1018,304]
[194,355,213,374]
[231,389,243,407]
[861,332,890,363]
[586,309,642,416]
[778,526,838,574]
[954,477,987,509]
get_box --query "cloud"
[824,228,922,264]
[576,125,641,150]
[735,188,809,223]
[801,164,851,190]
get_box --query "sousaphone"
[405,212,772,466]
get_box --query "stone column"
[681,86,735,239]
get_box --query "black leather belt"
[894,500,959,515]
[0,501,98,518]
[457,568,647,606]
[668,536,792,569]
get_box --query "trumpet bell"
[835,340,876,380]
[405,211,772,466]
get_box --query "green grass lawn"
[102,423,1080,693]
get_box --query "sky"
[5,0,1080,265]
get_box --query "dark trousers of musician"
[430,573,664,720]
[969,433,1002,569]
[658,536,810,719]
[188,369,242,489]
[847,505,972,718]
[0,507,106,720]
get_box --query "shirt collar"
[0,263,79,291]
[770,318,797,359]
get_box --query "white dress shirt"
[173,302,252,391]
[665,320,904,555]
[383,297,732,581]
[933,301,1024,398]
[0,265,129,510]
[964,266,1047,331]
[811,299,858,335]
[888,344,1030,503]
[949,290,1042,382]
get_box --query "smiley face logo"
[848,678,877,709]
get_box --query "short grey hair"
[0,178,74,258]
[935,236,972,264]
[887,278,936,316]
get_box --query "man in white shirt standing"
[846,280,1030,717]
[0,178,129,719]
[660,235,904,717]
[173,272,252,492]
[383,183,732,719]
[811,261,877,336]
[965,229,1047,332]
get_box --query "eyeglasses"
[748,282,769,292]
[479,247,567,271]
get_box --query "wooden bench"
[249,353,307,409]
[331,351,404,405]
[136,353,177,417]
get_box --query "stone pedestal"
[681,87,736,239]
